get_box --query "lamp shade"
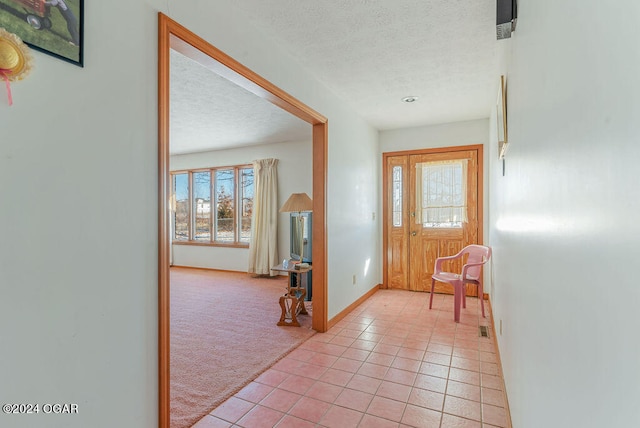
[279,193,313,213]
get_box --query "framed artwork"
[0,0,83,66]
[497,75,508,159]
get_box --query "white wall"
[326,113,381,318]
[490,1,640,427]
[170,140,312,271]
[0,3,159,428]
[380,119,489,153]
[0,1,379,427]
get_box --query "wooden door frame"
[382,144,484,289]
[158,13,328,427]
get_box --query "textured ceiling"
[171,0,498,154]
[170,50,310,155]
[230,0,498,129]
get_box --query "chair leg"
[429,279,435,309]
[453,282,462,323]
[478,281,485,318]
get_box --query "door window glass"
[392,166,403,227]
[416,160,467,228]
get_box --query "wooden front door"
[384,146,481,296]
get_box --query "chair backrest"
[462,245,492,280]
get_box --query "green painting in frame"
[0,0,83,66]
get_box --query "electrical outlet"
[372,212,376,221]
[499,320,503,335]
[352,274,356,285]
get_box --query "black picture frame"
[0,0,83,67]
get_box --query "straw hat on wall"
[0,27,33,81]
[0,27,33,105]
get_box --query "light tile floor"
[193,290,510,428]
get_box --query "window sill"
[172,241,249,249]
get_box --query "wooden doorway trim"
[381,144,484,289]
[158,13,328,428]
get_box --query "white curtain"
[248,158,279,275]
[415,159,468,226]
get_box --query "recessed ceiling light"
[401,96,419,103]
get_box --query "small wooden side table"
[271,263,312,327]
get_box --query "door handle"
[411,231,417,236]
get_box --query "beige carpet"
[170,267,315,428]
